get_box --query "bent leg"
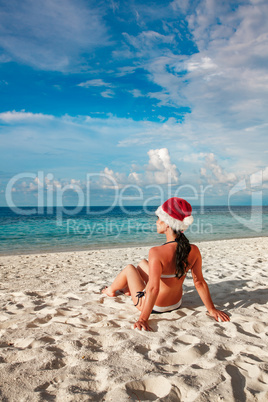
[102,264,146,310]
[137,259,149,283]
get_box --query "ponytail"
[175,231,191,278]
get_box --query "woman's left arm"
[134,249,162,331]
[194,280,230,322]
[191,247,230,322]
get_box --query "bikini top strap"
[162,240,178,246]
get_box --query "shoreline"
[0,233,267,257]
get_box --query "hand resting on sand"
[207,308,230,322]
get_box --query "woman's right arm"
[191,246,230,322]
[134,248,162,331]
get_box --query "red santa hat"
[155,197,194,232]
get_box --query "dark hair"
[175,231,191,278]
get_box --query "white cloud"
[124,30,175,51]
[170,0,190,14]
[0,0,109,71]
[182,152,207,163]
[200,153,237,185]
[182,0,268,124]
[101,89,115,98]
[119,0,268,140]
[262,167,268,182]
[0,110,54,123]
[8,175,75,194]
[128,89,144,98]
[146,148,180,184]
[98,148,180,188]
[128,171,143,185]
[114,0,268,178]
[146,56,186,107]
[115,66,138,77]
[187,56,217,72]
[0,110,266,203]
[78,79,113,88]
[98,167,127,189]
[77,78,116,97]
[117,118,184,148]
[34,176,43,187]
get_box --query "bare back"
[150,242,201,307]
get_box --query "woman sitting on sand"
[102,197,230,331]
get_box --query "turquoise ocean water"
[0,206,267,255]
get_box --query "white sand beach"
[0,237,268,401]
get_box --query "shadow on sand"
[182,279,268,310]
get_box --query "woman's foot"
[101,286,116,297]
[121,286,131,296]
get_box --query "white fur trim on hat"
[155,206,194,232]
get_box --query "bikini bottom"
[135,290,182,314]
[151,298,182,314]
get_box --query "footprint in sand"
[235,360,260,378]
[259,363,268,386]
[234,322,261,339]
[241,352,264,364]
[13,338,36,349]
[215,345,233,361]
[21,336,56,349]
[254,305,267,313]
[214,324,231,339]
[33,304,50,311]
[82,337,108,362]
[28,315,53,326]
[34,375,62,396]
[0,352,6,362]
[54,308,73,317]
[83,350,108,362]
[149,343,210,366]
[251,322,266,335]
[125,376,181,401]
[111,331,130,343]
[174,334,201,345]
[41,346,66,370]
[25,291,42,298]
[34,381,52,392]
[133,344,151,357]
[226,364,246,402]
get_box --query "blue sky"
[0,0,267,206]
